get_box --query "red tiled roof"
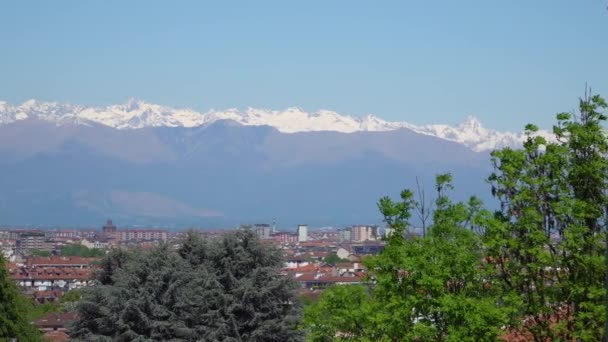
[284,264,318,272]
[293,273,363,283]
[10,267,93,281]
[43,330,70,342]
[317,276,363,283]
[27,256,99,267]
[34,312,78,328]
[294,273,318,282]
[299,241,326,247]
[32,290,64,299]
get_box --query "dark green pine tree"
[71,230,303,341]
[0,255,41,341]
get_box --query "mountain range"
[0,99,540,228]
[0,99,540,152]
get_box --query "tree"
[71,230,303,341]
[30,249,51,257]
[323,253,349,265]
[414,176,433,237]
[305,175,509,341]
[486,91,608,340]
[303,285,377,341]
[61,244,105,257]
[0,255,42,341]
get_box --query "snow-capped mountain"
[0,99,542,151]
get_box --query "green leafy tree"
[323,253,349,265]
[30,249,51,257]
[60,288,84,304]
[26,301,61,321]
[71,230,303,341]
[303,285,377,341]
[486,92,608,340]
[61,244,105,257]
[0,255,42,341]
[305,175,509,341]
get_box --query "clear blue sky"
[1,0,606,130]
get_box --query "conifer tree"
[71,230,302,341]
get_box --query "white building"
[297,224,308,242]
[115,229,168,242]
[255,224,272,240]
[1,246,14,261]
[350,225,379,242]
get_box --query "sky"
[0,0,606,131]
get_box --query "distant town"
[1,220,388,338]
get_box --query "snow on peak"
[0,99,545,151]
[459,115,483,131]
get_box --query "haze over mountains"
[0,99,538,228]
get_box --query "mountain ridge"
[0,119,491,227]
[0,99,549,152]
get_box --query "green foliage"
[323,253,349,265]
[305,175,510,341]
[487,92,608,340]
[60,288,84,304]
[30,249,51,257]
[377,189,415,235]
[0,255,42,341]
[304,285,378,341]
[59,288,84,312]
[71,230,303,341]
[26,301,61,321]
[61,244,105,257]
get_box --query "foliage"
[59,288,85,312]
[26,301,61,321]
[305,175,510,341]
[21,289,85,322]
[19,290,83,321]
[30,249,51,257]
[305,92,608,340]
[61,288,84,304]
[61,244,105,257]
[0,255,42,341]
[487,92,608,340]
[304,285,377,341]
[323,253,349,265]
[71,230,303,341]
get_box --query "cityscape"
[1,221,388,339]
[1,1,608,341]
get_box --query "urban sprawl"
[1,221,387,339]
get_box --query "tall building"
[255,224,271,240]
[350,225,379,242]
[338,228,351,242]
[115,230,168,242]
[297,224,308,242]
[271,231,298,244]
[102,220,117,235]
[14,231,48,253]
